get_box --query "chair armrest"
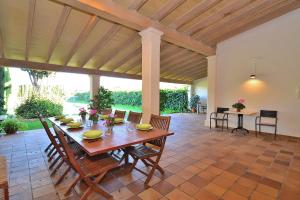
[222,113,229,120]
[210,112,217,118]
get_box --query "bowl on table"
[82,130,103,140]
[60,118,74,124]
[136,123,153,131]
[67,122,83,129]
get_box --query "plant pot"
[80,115,86,122]
[92,120,98,125]
[191,108,196,113]
[4,128,17,135]
[236,108,241,112]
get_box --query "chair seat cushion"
[126,144,159,158]
[78,153,119,176]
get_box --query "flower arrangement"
[232,99,246,112]
[79,107,87,116]
[88,109,98,124]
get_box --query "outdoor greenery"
[15,96,63,119]
[112,91,142,106]
[21,68,53,89]
[90,87,114,112]
[0,68,6,115]
[0,118,20,134]
[68,91,90,103]
[189,95,200,110]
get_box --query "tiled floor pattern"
[1,113,300,200]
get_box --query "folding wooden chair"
[125,114,171,186]
[127,111,142,124]
[114,110,126,119]
[54,125,120,200]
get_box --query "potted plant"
[232,99,246,112]
[0,118,20,134]
[79,107,87,122]
[88,109,98,124]
[189,95,200,113]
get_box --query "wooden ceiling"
[0,0,299,84]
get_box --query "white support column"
[89,74,100,99]
[205,55,217,126]
[139,27,163,123]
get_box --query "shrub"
[15,97,63,119]
[68,91,90,103]
[0,118,20,134]
[112,89,189,113]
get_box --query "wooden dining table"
[49,117,174,157]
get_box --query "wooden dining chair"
[101,108,112,115]
[114,110,126,119]
[255,110,278,139]
[125,114,171,186]
[37,113,56,155]
[54,125,120,200]
[127,111,142,124]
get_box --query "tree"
[89,86,114,112]
[0,67,6,114]
[21,68,52,89]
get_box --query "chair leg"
[209,118,211,129]
[255,124,257,137]
[80,187,93,200]
[144,161,159,186]
[4,185,8,200]
[274,126,277,140]
[227,120,228,130]
[221,120,224,131]
[129,157,138,172]
[47,146,55,157]
[48,150,58,162]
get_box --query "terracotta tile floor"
[1,113,300,200]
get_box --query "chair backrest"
[38,116,65,157]
[260,110,277,118]
[53,124,86,177]
[216,107,229,113]
[149,114,171,131]
[127,111,142,124]
[114,110,126,119]
[101,108,112,115]
[148,114,171,148]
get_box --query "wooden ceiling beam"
[64,15,99,65]
[96,33,138,69]
[160,49,189,65]
[161,57,206,75]
[151,0,186,21]
[110,46,142,71]
[169,0,221,29]
[169,67,207,80]
[25,0,36,61]
[79,24,121,67]
[207,0,300,44]
[118,55,141,73]
[163,63,207,79]
[52,0,215,56]
[0,58,191,84]
[185,0,251,36]
[160,53,201,73]
[46,6,72,63]
[193,0,275,40]
[128,0,148,10]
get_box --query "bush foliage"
[15,97,63,119]
[90,87,114,112]
[112,89,188,113]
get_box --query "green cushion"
[83,130,102,139]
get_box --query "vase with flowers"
[105,114,115,134]
[88,109,98,124]
[79,107,87,122]
[232,99,246,112]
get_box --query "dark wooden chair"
[0,156,8,200]
[114,110,126,119]
[37,113,55,154]
[127,111,142,124]
[210,107,229,131]
[54,125,119,200]
[125,114,171,186]
[100,108,112,115]
[255,110,278,139]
